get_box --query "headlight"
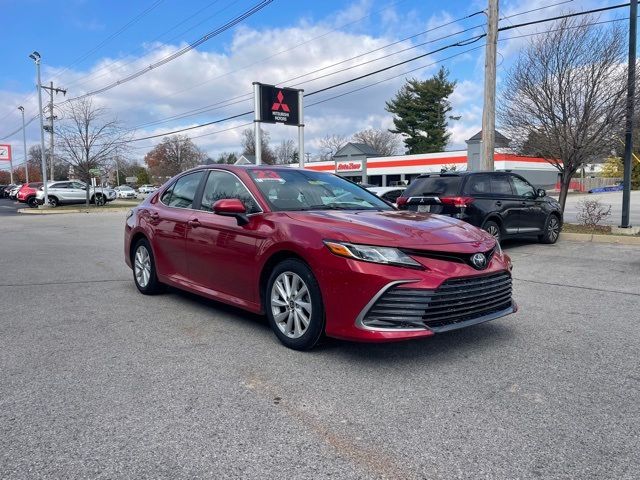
[324,240,422,269]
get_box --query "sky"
[0,0,629,167]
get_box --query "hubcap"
[134,246,152,288]
[271,272,312,339]
[548,217,559,241]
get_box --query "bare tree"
[144,134,205,180]
[56,98,132,205]
[498,16,627,211]
[241,128,276,165]
[275,139,297,164]
[352,128,402,156]
[319,134,348,161]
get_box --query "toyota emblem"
[470,253,488,270]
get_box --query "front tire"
[132,239,163,294]
[94,194,106,206]
[265,259,324,350]
[539,214,561,244]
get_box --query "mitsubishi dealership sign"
[253,82,304,166]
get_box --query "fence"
[554,177,622,193]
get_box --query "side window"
[166,172,204,209]
[463,174,491,195]
[510,176,536,198]
[51,182,69,189]
[200,170,260,214]
[161,184,174,205]
[71,182,85,190]
[490,176,514,195]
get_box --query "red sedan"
[124,165,516,350]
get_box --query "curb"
[18,207,132,215]
[560,232,640,245]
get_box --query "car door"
[69,181,89,202]
[147,171,205,281]
[48,182,69,202]
[489,174,522,235]
[185,169,265,307]
[509,174,547,233]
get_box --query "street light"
[29,51,48,206]
[18,106,29,183]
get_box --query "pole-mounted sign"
[0,144,13,184]
[253,82,305,167]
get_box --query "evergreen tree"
[385,68,458,154]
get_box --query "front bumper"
[316,248,516,342]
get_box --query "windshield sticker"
[254,170,285,182]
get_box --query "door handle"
[187,218,201,228]
[495,201,502,207]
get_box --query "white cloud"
[2,2,494,162]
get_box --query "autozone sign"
[336,160,363,173]
[257,84,300,126]
[0,144,11,162]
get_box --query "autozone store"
[302,150,560,188]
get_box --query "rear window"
[404,176,461,197]
[28,182,43,188]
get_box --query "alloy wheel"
[547,216,560,242]
[486,224,500,241]
[270,271,312,339]
[134,245,152,288]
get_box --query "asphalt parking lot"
[1,212,639,479]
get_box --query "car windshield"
[119,186,133,191]
[248,169,392,212]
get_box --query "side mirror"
[213,198,249,226]
[536,189,546,198]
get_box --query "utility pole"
[42,81,66,182]
[621,0,637,229]
[29,51,48,206]
[480,0,499,171]
[18,106,28,183]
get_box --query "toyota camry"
[124,165,516,350]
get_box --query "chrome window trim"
[158,170,206,211]
[355,279,427,332]
[198,168,264,215]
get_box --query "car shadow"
[164,285,518,363]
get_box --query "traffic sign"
[125,176,138,183]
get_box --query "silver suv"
[35,181,117,207]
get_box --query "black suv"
[396,171,563,243]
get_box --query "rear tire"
[265,259,324,350]
[132,239,163,295]
[483,220,501,243]
[48,197,59,208]
[539,214,561,244]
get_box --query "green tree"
[385,68,458,154]
[133,166,150,185]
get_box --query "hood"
[285,210,496,251]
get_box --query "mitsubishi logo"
[271,90,290,112]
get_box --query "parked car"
[16,182,43,208]
[138,185,157,194]
[396,171,563,244]
[125,165,515,350]
[368,186,407,205]
[115,185,138,199]
[589,181,623,193]
[35,181,117,207]
[8,184,23,200]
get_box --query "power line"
[118,4,632,144]
[63,0,234,91]
[59,0,274,104]
[112,0,577,131]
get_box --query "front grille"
[362,272,512,330]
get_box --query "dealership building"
[299,131,560,188]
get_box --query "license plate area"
[417,205,431,213]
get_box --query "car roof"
[416,171,515,179]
